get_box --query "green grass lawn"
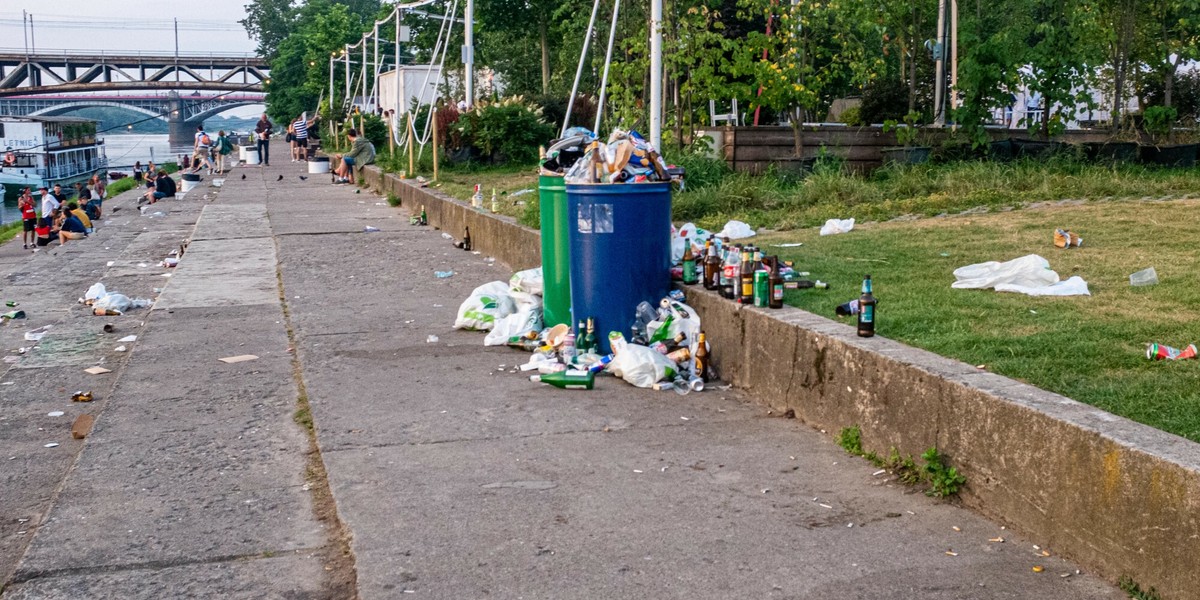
[760,199,1200,442]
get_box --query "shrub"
[859,78,912,124]
[531,93,598,134]
[453,96,554,164]
[838,105,864,126]
[359,113,389,150]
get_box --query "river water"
[2,133,180,224]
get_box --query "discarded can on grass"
[1147,343,1198,361]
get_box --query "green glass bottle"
[530,369,595,390]
[583,318,598,354]
[857,274,876,338]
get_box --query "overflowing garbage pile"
[80,283,153,316]
[455,269,711,393]
[541,127,684,185]
[671,222,829,307]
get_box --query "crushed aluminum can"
[668,289,685,302]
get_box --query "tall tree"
[1139,0,1200,107]
[241,0,299,59]
[1020,0,1104,136]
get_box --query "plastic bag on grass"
[609,343,679,388]
[454,281,517,331]
[484,293,543,346]
[671,222,699,265]
[716,220,756,240]
[819,218,855,236]
[509,267,545,296]
[952,254,1089,297]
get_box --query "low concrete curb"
[359,163,1200,599]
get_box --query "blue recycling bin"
[566,182,672,355]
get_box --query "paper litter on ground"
[84,366,112,375]
[218,354,260,364]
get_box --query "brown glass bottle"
[739,248,754,304]
[463,226,472,251]
[768,256,784,309]
[857,274,876,337]
[694,332,710,381]
[703,243,720,290]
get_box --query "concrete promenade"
[0,160,1123,598]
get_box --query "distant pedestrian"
[133,160,144,182]
[255,113,273,167]
[192,125,217,174]
[214,130,234,173]
[286,123,298,162]
[40,186,60,218]
[293,112,318,161]
[19,188,37,249]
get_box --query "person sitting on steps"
[333,128,375,185]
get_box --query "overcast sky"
[1,1,264,116]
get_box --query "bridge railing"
[0,48,263,60]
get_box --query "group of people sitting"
[16,181,103,250]
[140,170,178,205]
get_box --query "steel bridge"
[0,93,265,124]
[0,50,269,97]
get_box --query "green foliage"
[1143,105,1178,140]
[883,111,922,147]
[105,177,139,198]
[530,94,597,134]
[360,113,388,149]
[674,152,733,191]
[386,193,401,207]
[921,448,967,497]
[1118,575,1163,600]
[838,106,863,126]
[859,78,912,124]
[836,426,864,455]
[1020,0,1104,136]
[453,97,554,164]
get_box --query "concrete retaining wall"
[359,163,1200,599]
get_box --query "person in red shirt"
[18,188,37,250]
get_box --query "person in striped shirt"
[292,113,319,161]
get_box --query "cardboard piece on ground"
[218,354,259,364]
[84,366,112,375]
[72,414,95,439]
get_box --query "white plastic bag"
[952,254,1090,297]
[454,281,517,331]
[819,218,855,236]
[671,222,699,265]
[717,220,757,240]
[85,283,107,301]
[509,267,545,296]
[93,293,132,313]
[647,300,701,346]
[609,344,680,388]
[484,293,543,346]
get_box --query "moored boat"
[1,116,108,201]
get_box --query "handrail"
[0,48,263,60]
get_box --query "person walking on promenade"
[214,130,234,174]
[40,186,60,218]
[255,113,273,167]
[192,125,218,174]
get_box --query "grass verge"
[768,198,1200,442]
[0,221,21,245]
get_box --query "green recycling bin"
[539,174,572,328]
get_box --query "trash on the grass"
[426,335,439,343]
[1130,267,1158,287]
[1053,228,1083,249]
[820,218,855,236]
[771,243,804,248]
[24,325,52,341]
[218,354,259,364]
[716,220,757,240]
[835,299,860,317]
[1147,343,1197,361]
[952,254,1090,296]
[434,271,455,278]
[84,366,112,375]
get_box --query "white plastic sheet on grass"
[819,218,855,236]
[952,254,1090,296]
